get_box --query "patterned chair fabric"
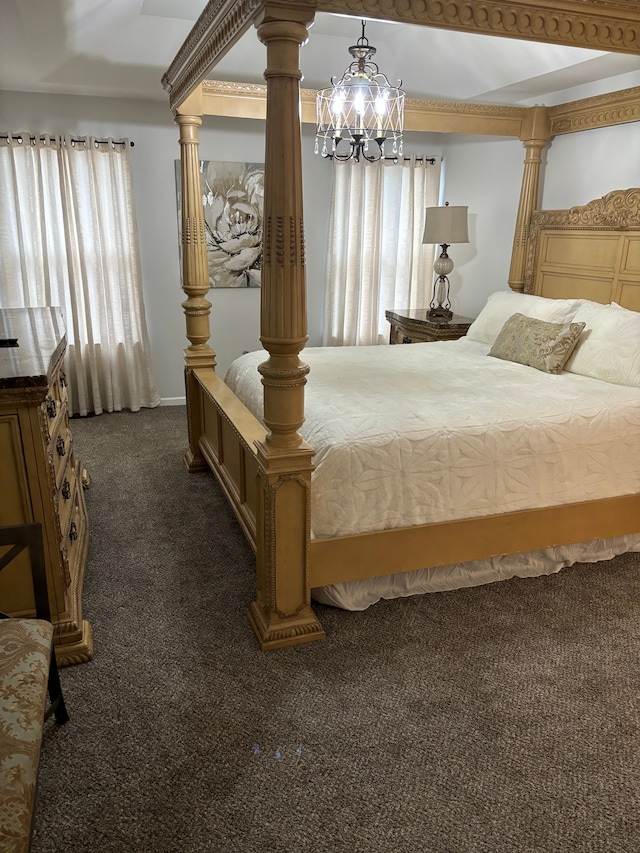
[0,619,54,853]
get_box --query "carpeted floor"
[32,406,640,853]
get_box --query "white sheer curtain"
[323,155,442,346]
[0,133,159,416]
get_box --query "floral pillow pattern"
[489,313,585,374]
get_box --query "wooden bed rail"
[309,494,640,588]
[193,368,264,549]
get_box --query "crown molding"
[166,1,640,111]
[404,97,525,135]
[201,78,640,138]
[549,85,640,135]
[316,0,640,54]
[201,77,640,140]
[201,80,527,136]
[162,0,263,111]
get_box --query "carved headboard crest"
[523,188,640,294]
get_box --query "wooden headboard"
[523,189,640,311]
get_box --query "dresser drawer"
[60,474,87,588]
[55,458,78,547]
[41,371,69,444]
[49,411,73,493]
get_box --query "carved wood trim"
[201,79,527,135]
[167,0,640,108]
[162,0,263,110]
[522,188,640,293]
[200,79,640,140]
[550,85,640,135]
[315,0,640,54]
[262,471,312,619]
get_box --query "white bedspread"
[225,340,640,608]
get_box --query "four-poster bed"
[163,1,640,650]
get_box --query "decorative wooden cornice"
[201,76,640,139]
[201,79,527,136]
[522,188,640,292]
[162,0,264,111]
[549,85,640,135]
[315,0,640,54]
[202,79,268,120]
[403,97,525,135]
[166,1,640,118]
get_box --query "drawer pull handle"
[69,522,78,542]
[61,478,71,500]
[56,436,66,457]
[46,397,57,418]
[60,371,67,388]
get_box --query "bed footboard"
[187,367,326,650]
[187,367,264,549]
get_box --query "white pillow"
[564,300,640,386]
[466,291,581,345]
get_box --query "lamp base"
[427,306,453,320]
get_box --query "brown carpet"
[32,406,640,853]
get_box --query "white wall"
[540,121,640,210]
[436,134,525,319]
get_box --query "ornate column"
[247,0,325,650]
[508,106,552,293]
[175,90,217,472]
[257,3,315,451]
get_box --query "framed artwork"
[175,159,264,288]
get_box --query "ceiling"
[1,0,640,107]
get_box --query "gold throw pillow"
[488,313,586,374]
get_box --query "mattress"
[225,339,640,608]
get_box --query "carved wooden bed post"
[246,0,326,650]
[508,106,551,293]
[175,89,217,472]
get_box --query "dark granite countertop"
[0,307,66,392]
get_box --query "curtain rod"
[0,134,134,148]
[384,156,436,163]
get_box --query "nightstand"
[386,309,475,344]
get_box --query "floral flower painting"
[175,159,264,288]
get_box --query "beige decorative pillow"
[488,313,586,374]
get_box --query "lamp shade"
[423,205,469,245]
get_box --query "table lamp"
[423,203,469,319]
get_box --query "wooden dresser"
[0,307,92,666]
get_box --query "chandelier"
[315,20,405,163]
